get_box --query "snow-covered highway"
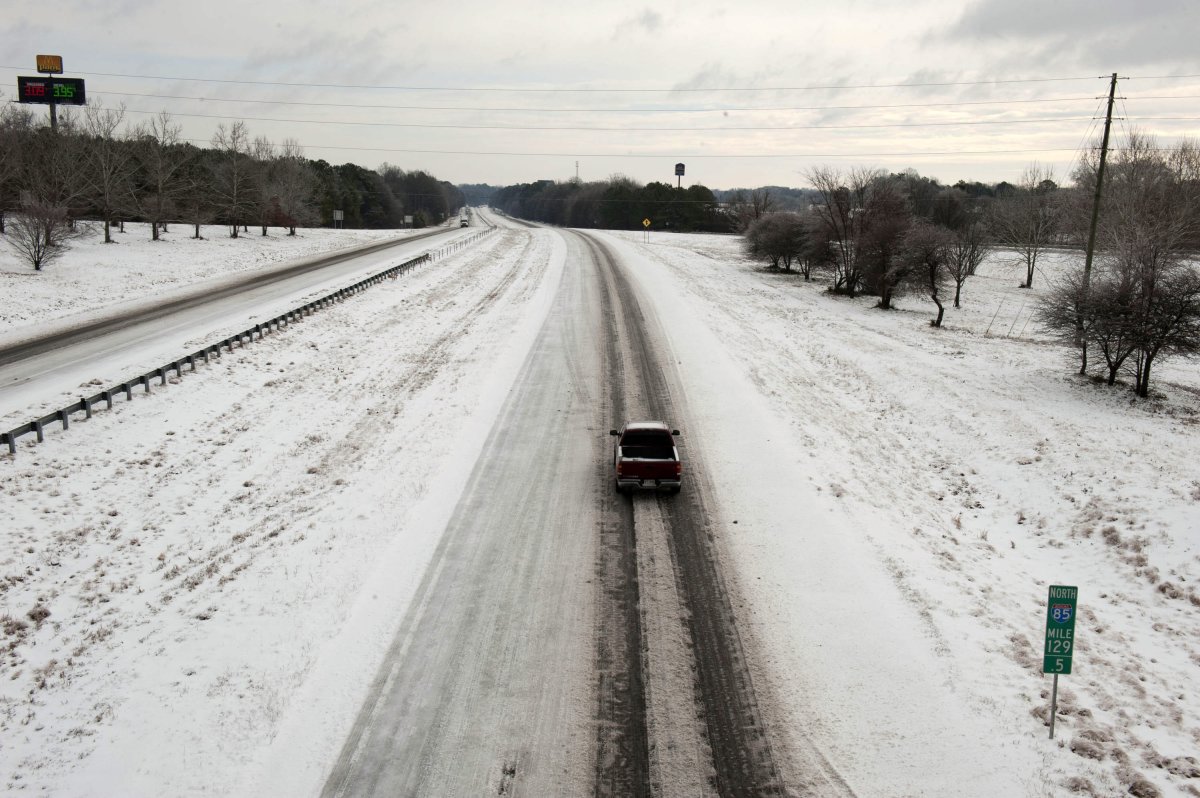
[3,211,1198,797]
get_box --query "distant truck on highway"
[610,421,682,494]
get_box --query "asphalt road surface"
[320,214,811,797]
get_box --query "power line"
[91,89,1109,114]
[1125,74,1200,80]
[184,138,1083,158]
[122,106,1106,132]
[0,65,1108,93]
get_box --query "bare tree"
[274,138,317,235]
[1042,134,1200,395]
[134,111,189,240]
[178,154,215,239]
[902,222,954,327]
[1130,266,1200,396]
[82,101,135,243]
[1104,134,1200,395]
[859,177,912,309]
[21,128,87,238]
[801,166,888,297]
[4,201,77,270]
[987,163,1061,289]
[211,121,252,238]
[729,187,775,232]
[743,212,808,270]
[251,135,275,236]
[1090,275,1141,385]
[945,213,988,308]
[0,100,38,234]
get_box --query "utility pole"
[1077,72,1119,373]
[575,160,579,181]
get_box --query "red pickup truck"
[609,421,682,494]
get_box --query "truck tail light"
[675,462,682,476]
[617,462,623,476]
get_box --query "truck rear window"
[620,431,674,459]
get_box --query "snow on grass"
[601,229,1200,798]
[0,227,559,796]
[3,220,1198,797]
[0,222,411,337]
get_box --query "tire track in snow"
[579,230,794,796]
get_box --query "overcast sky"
[3,0,1198,190]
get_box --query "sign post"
[18,55,84,132]
[642,217,651,244]
[675,162,685,189]
[1043,585,1078,739]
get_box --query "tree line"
[0,102,464,270]
[492,177,728,232]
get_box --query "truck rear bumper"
[616,478,682,491]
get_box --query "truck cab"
[609,421,682,494]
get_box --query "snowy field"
[0,222,413,339]
[601,230,1200,798]
[2,222,1199,797]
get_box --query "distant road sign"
[642,218,651,228]
[1043,585,1078,674]
[17,76,86,105]
[36,54,63,74]
[675,163,685,177]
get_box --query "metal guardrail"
[1,227,497,456]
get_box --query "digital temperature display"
[17,76,86,106]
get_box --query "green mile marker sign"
[1043,585,1078,675]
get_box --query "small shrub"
[1070,738,1106,760]
[1076,727,1113,743]
[1158,582,1184,600]
[1127,778,1161,798]
[2,615,29,636]
[1163,756,1200,778]
[1063,776,1096,795]
[27,604,50,624]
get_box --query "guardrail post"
[57,409,69,430]
[157,368,168,386]
[2,433,13,455]
[123,383,133,401]
[34,420,44,443]
[83,397,93,419]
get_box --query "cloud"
[612,8,664,39]
[939,0,1200,71]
